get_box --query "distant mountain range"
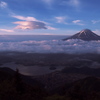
[63,29,100,41]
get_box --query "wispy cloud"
[69,0,80,7]
[55,16,68,24]
[0,1,8,8]
[42,0,56,9]
[61,0,80,10]
[12,15,38,21]
[72,20,84,25]
[0,29,14,32]
[93,29,100,35]
[46,26,57,30]
[92,20,100,24]
[12,15,48,24]
[42,0,53,4]
[0,1,14,15]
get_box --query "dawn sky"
[0,0,100,35]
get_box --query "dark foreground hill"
[45,77,100,100]
[0,67,46,100]
[61,77,100,100]
[63,29,100,41]
[1,67,100,100]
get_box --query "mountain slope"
[63,29,100,41]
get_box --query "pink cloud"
[13,21,47,30]
[12,15,56,30]
[0,29,14,32]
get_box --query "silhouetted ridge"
[63,29,100,41]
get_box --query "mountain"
[63,29,100,41]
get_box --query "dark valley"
[0,51,100,100]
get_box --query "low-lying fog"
[0,39,100,54]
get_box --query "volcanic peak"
[63,29,100,41]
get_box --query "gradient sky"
[0,0,100,35]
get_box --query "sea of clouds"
[0,39,100,54]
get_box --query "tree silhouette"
[14,68,25,94]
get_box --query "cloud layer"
[0,39,100,54]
